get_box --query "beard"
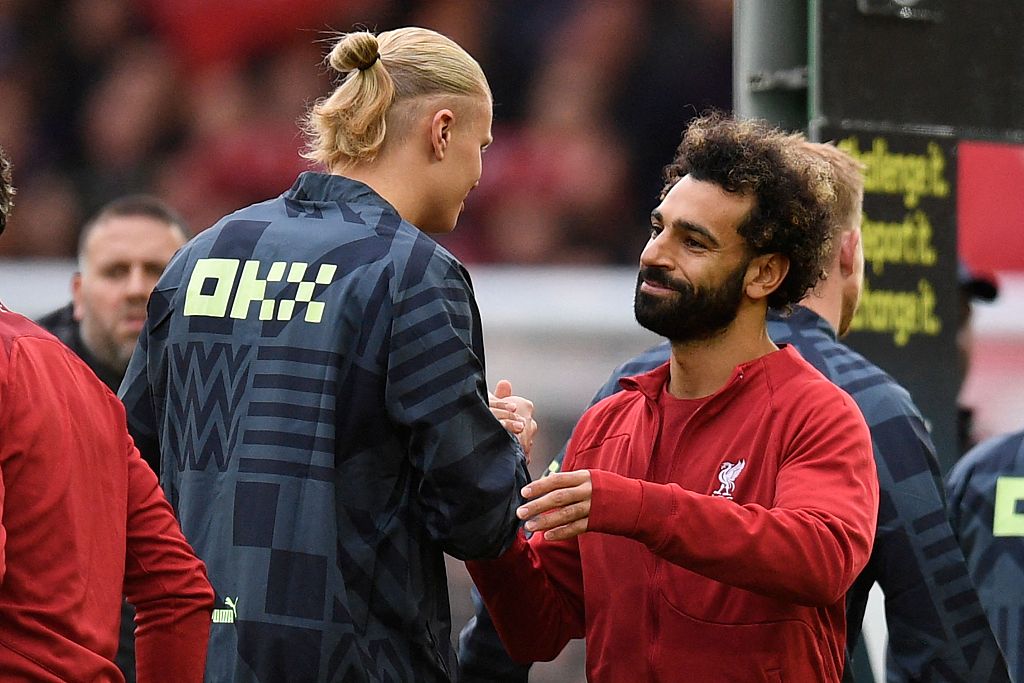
[634,260,749,344]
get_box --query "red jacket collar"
[619,344,801,402]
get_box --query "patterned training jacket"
[947,429,1024,683]
[121,172,529,683]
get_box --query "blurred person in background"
[37,194,188,683]
[38,195,187,397]
[0,146,213,681]
[467,114,879,682]
[957,263,999,454]
[119,27,533,682]
[462,140,1010,682]
[947,426,1024,683]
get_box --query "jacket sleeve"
[466,530,585,663]
[122,428,215,682]
[466,434,587,664]
[457,586,532,682]
[587,390,878,607]
[863,404,1011,681]
[385,255,528,560]
[119,268,180,476]
[464,436,585,663]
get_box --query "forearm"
[588,470,875,605]
[458,586,531,683]
[466,533,584,663]
[421,429,530,560]
[124,449,214,681]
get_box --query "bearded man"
[465,114,879,682]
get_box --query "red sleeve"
[122,433,215,682]
[465,440,587,663]
[588,391,878,606]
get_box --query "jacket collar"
[285,172,397,214]
[620,344,804,402]
[767,305,837,342]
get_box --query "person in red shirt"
[467,114,879,682]
[0,146,214,681]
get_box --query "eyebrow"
[651,210,722,248]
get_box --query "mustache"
[638,266,689,293]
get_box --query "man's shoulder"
[778,327,922,426]
[825,342,923,425]
[0,307,119,401]
[35,303,77,346]
[952,429,1024,483]
[768,345,852,403]
[0,306,62,350]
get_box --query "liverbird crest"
[712,459,746,499]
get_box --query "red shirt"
[469,346,878,682]
[0,306,214,682]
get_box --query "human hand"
[517,470,591,541]
[489,379,538,463]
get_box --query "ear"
[744,253,790,302]
[838,229,860,278]
[71,272,85,321]
[429,108,456,161]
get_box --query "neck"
[667,305,778,399]
[334,150,424,226]
[798,263,842,334]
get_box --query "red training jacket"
[0,306,214,682]
[469,346,878,682]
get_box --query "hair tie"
[359,53,381,71]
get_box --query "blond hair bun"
[328,32,380,73]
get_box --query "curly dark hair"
[662,112,836,310]
[0,146,13,236]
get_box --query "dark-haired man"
[0,148,213,680]
[39,195,187,396]
[466,115,879,681]
[461,139,1010,682]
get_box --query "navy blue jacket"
[460,306,1008,683]
[121,172,529,682]
[947,428,1024,682]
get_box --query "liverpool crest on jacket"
[713,460,746,499]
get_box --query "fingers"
[493,413,526,433]
[516,470,592,541]
[518,417,538,461]
[494,379,513,399]
[517,470,592,536]
[521,470,589,501]
[538,517,589,542]
[523,501,590,534]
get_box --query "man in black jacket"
[38,194,187,393]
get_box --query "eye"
[649,223,662,239]
[684,237,707,250]
[103,264,130,279]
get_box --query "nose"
[639,231,670,271]
[125,267,152,299]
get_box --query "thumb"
[494,379,513,399]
